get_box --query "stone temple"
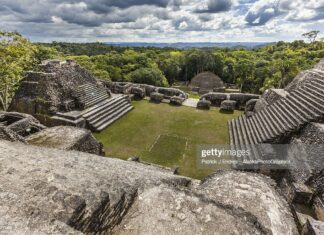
[189,72,225,94]
[9,60,133,132]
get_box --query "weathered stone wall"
[200,92,259,109]
[106,82,188,99]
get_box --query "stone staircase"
[54,95,133,132]
[83,95,133,132]
[76,83,110,109]
[229,71,324,148]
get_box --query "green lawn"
[94,100,242,179]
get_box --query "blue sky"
[0,0,323,42]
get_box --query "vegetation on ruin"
[94,100,242,179]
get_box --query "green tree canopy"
[129,68,169,87]
[0,31,37,110]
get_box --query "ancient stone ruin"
[0,111,46,142]
[229,59,324,145]
[9,60,133,132]
[105,81,188,105]
[200,92,259,110]
[1,57,324,234]
[0,111,104,155]
[228,59,324,232]
[189,72,225,94]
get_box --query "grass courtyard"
[94,100,242,179]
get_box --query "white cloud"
[0,0,323,42]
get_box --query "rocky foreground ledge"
[0,140,298,235]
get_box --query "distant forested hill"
[105,42,273,49]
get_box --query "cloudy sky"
[0,0,323,42]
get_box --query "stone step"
[299,88,324,110]
[280,99,305,126]
[76,88,108,98]
[91,102,132,128]
[288,94,320,119]
[85,95,111,107]
[86,99,128,122]
[79,90,109,102]
[82,96,125,118]
[245,117,258,144]
[266,105,290,132]
[258,110,277,139]
[94,105,133,132]
[88,100,129,125]
[78,93,109,103]
[241,116,254,145]
[269,103,294,131]
[311,79,324,91]
[77,86,107,95]
[253,113,270,142]
[249,117,262,143]
[81,96,109,108]
[234,118,245,148]
[276,101,298,129]
[262,108,282,136]
[238,116,249,145]
[293,90,324,113]
[312,76,324,86]
[303,85,324,102]
[231,120,240,148]
[283,98,309,123]
[228,66,324,146]
[76,83,105,91]
[306,83,324,97]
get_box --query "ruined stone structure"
[0,111,104,155]
[105,81,188,105]
[197,99,211,110]
[200,92,259,110]
[189,72,225,94]
[228,60,324,145]
[220,100,236,113]
[0,112,46,139]
[0,140,298,235]
[9,60,133,132]
[150,92,164,103]
[228,59,324,232]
